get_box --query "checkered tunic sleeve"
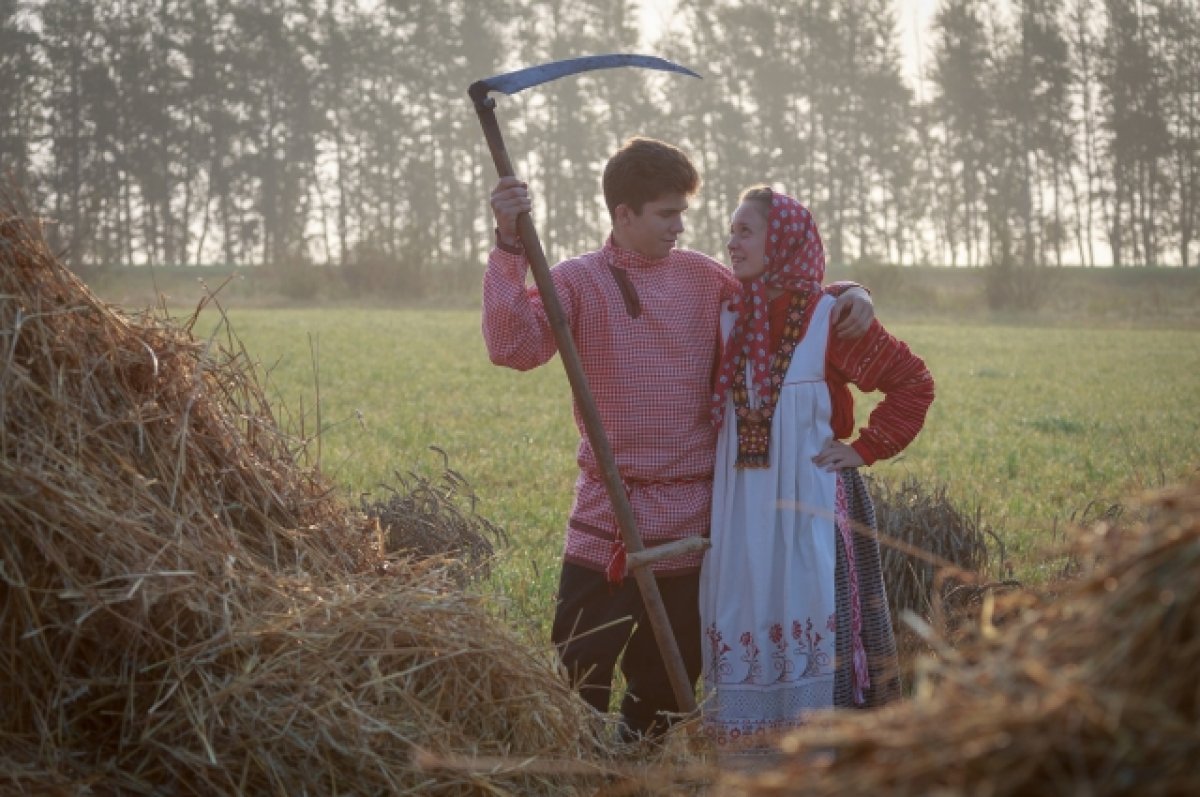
[480,246,574,370]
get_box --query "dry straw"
[872,474,994,621]
[361,448,507,584]
[714,479,1200,796]
[0,200,608,794]
[10,190,1197,796]
[869,474,1003,680]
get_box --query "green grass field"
[187,306,1199,629]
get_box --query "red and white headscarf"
[711,189,826,427]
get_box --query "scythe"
[468,54,703,716]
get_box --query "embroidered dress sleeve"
[826,321,934,465]
[481,246,576,371]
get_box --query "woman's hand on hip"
[812,438,865,472]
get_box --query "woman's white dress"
[699,293,848,746]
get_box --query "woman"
[699,186,935,751]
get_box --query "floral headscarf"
[711,189,827,455]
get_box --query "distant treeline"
[1,1,1196,300]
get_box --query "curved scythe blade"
[469,53,700,103]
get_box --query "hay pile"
[362,450,506,583]
[868,475,1002,681]
[0,206,603,794]
[716,478,1200,796]
[872,475,994,621]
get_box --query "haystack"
[871,474,993,622]
[0,204,603,794]
[362,450,506,583]
[715,478,1200,796]
[868,475,1000,682]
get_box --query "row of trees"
[660,0,1198,273]
[1,0,1197,298]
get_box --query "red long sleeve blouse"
[759,291,934,465]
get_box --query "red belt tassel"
[605,537,627,585]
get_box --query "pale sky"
[638,0,940,87]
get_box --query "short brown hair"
[602,137,700,217]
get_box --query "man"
[482,137,872,740]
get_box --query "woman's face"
[726,200,769,281]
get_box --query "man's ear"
[613,203,634,227]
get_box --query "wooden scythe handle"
[471,94,698,717]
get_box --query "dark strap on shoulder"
[606,262,642,319]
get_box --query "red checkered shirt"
[483,237,740,576]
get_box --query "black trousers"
[550,561,703,739]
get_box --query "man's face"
[614,192,687,260]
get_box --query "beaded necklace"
[730,290,812,467]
